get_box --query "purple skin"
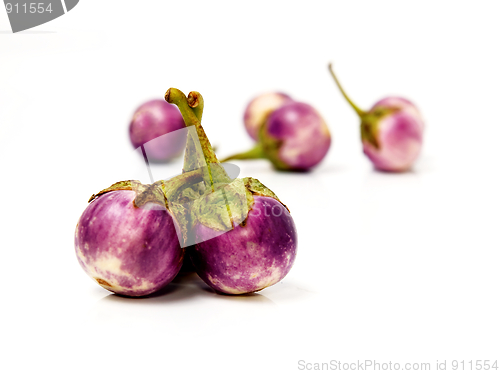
[190,196,297,295]
[75,190,183,296]
[243,92,293,141]
[129,99,186,162]
[263,102,332,171]
[363,97,424,172]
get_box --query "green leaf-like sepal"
[259,125,289,171]
[87,167,207,210]
[190,177,289,233]
[87,180,167,209]
[133,182,168,208]
[242,177,289,212]
[191,178,252,232]
[88,180,143,203]
[159,168,204,205]
[360,107,398,149]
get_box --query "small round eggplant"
[223,101,331,171]
[243,92,293,141]
[361,97,424,171]
[190,195,297,294]
[75,183,183,297]
[261,102,332,171]
[129,99,186,162]
[328,63,424,172]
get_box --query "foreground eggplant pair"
[75,89,297,297]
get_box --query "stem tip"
[187,92,199,108]
[164,89,171,103]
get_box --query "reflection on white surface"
[84,273,321,330]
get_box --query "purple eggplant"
[262,102,331,171]
[328,64,424,172]
[243,92,293,141]
[223,99,331,171]
[191,195,296,294]
[129,99,186,162]
[75,182,184,296]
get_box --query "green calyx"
[191,176,289,232]
[221,134,289,170]
[242,176,288,211]
[88,180,165,208]
[88,180,141,203]
[192,178,253,231]
[359,107,397,149]
[219,111,293,171]
[87,168,206,209]
[220,125,291,171]
[259,128,291,171]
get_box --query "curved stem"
[220,144,265,163]
[328,63,366,118]
[188,91,204,122]
[165,88,234,192]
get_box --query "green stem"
[165,88,218,165]
[220,144,265,163]
[183,90,204,176]
[328,63,366,118]
[165,88,220,189]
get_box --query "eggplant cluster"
[75,89,298,296]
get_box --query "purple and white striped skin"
[190,196,297,295]
[243,92,293,141]
[362,97,424,172]
[129,99,186,162]
[263,102,332,171]
[75,190,183,296]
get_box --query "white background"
[1,1,499,373]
